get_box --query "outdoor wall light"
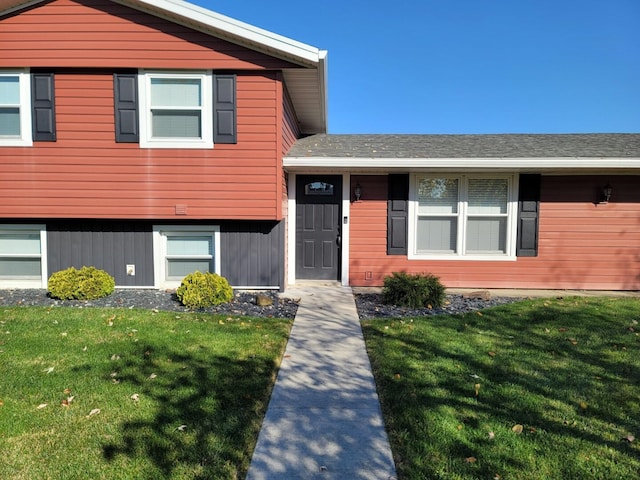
[354,183,362,201]
[600,183,613,204]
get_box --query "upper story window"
[139,71,213,149]
[408,174,518,260]
[0,71,32,147]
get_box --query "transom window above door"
[304,181,335,195]
[408,174,518,260]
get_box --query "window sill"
[408,253,517,261]
[0,138,33,147]
[0,278,45,288]
[140,139,214,149]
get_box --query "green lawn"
[0,307,292,480]
[363,296,640,480]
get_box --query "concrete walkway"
[246,286,397,480]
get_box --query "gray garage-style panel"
[47,221,154,287]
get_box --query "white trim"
[287,173,297,286]
[0,70,32,147]
[284,156,640,172]
[123,0,323,64]
[0,0,323,64]
[408,174,518,261]
[286,173,349,286]
[0,224,47,288]
[341,173,350,287]
[318,50,329,133]
[138,70,213,149]
[152,224,220,289]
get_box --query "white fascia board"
[0,0,323,64]
[120,0,323,65]
[318,50,329,133]
[283,157,640,172]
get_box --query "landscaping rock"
[354,292,522,319]
[0,288,523,320]
[462,290,492,301]
[255,293,274,306]
[0,289,298,319]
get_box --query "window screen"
[0,76,20,137]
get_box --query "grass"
[363,296,640,480]
[0,306,292,480]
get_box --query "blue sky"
[195,0,639,134]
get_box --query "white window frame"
[153,225,220,289]
[0,70,32,147]
[0,224,47,288]
[138,70,213,149]
[408,173,518,261]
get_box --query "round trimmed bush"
[382,272,446,309]
[176,271,234,309]
[48,266,115,300]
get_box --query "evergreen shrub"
[382,272,446,309]
[48,266,115,300]
[176,271,234,309]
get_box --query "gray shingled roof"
[286,134,640,158]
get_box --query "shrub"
[48,266,115,300]
[382,272,446,309]
[176,271,234,309]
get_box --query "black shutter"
[516,174,541,257]
[213,74,236,144]
[113,73,139,143]
[31,73,56,141]
[387,174,409,255]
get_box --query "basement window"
[0,224,46,287]
[153,225,220,288]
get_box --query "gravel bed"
[0,289,523,320]
[355,292,524,319]
[0,289,299,319]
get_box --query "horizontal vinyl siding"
[349,175,640,291]
[0,0,296,70]
[0,71,282,220]
[282,88,300,155]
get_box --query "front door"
[296,175,342,280]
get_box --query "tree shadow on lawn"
[364,299,640,478]
[101,342,277,479]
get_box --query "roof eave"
[117,0,323,66]
[283,156,640,173]
[119,0,329,134]
[0,0,329,133]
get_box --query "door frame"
[288,173,351,286]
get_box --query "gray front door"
[296,175,342,280]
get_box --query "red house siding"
[0,0,300,221]
[0,72,284,219]
[349,175,640,291]
[282,88,300,156]
[0,0,296,70]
